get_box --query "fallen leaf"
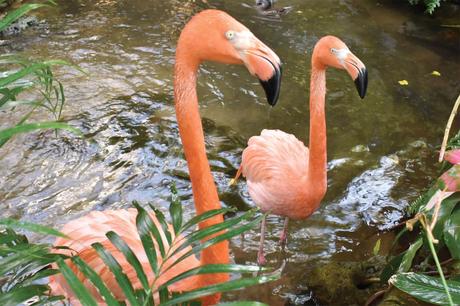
[373,238,381,256]
[398,80,409,86]
[431,70,441,76]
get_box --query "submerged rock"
[1,15,39,36]
[302,260,384,306]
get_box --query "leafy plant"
[0,1,81,148]
[376,96,460,305]
[407,0,445,14]
[0,187,280,305]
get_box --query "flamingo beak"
[241,40,282,106]
[259,62,281,106]
[344,53,368,99]
[354,68,368,99]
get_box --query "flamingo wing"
[241,129,309,218]
[49,209,201,304]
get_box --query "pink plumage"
[49,209,201,305]
[234,36,368,265]
[241,129,314,219]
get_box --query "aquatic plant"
[0,1,81,148]
[372,94,460,306]
[0,186,280,305]
[408,0,446,14]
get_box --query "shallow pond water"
[0,0,459,304]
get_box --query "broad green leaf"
[430,196,460,245]
[380,252,405,283]
[92,242,139,306]
[0,4,49,31]
[158,264,268,292]
[398,238,423,273]
[56,258,98,306]
[70,257,120,306]
[0,218,67,238]
[169,183,183,235]
[444,207,460,259]
[161,268,281,306]
[106,231,149,290]
[0,284,50,306]
[390,272,460,305]
[0,121,82,141]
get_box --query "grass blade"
[0,121,82,141]
[0,4,49,32]
[0,218,68,238]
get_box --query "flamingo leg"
[229,165,243,186]
[257,215,267,266]
[280,217,289,249]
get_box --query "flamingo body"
[48,9,281,305]
[236,36,368,264]
[242,129,316,220]
[49,209,201,304]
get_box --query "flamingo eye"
[330,48,338,55]
[225,31,235,40]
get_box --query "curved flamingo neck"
[174,39,229,291]
[307,63,327,202]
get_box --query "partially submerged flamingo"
[233,36,367,265]
[49,9,281,305]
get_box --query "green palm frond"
[0,185,279,305]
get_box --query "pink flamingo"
[49,9,281,305]
[233,36,367,265]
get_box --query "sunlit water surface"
[1,0,459,304]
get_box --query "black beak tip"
[354,68,368,99]
[259,65,281,106]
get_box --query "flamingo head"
[313,36,368,99]
[178,9,282,106]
